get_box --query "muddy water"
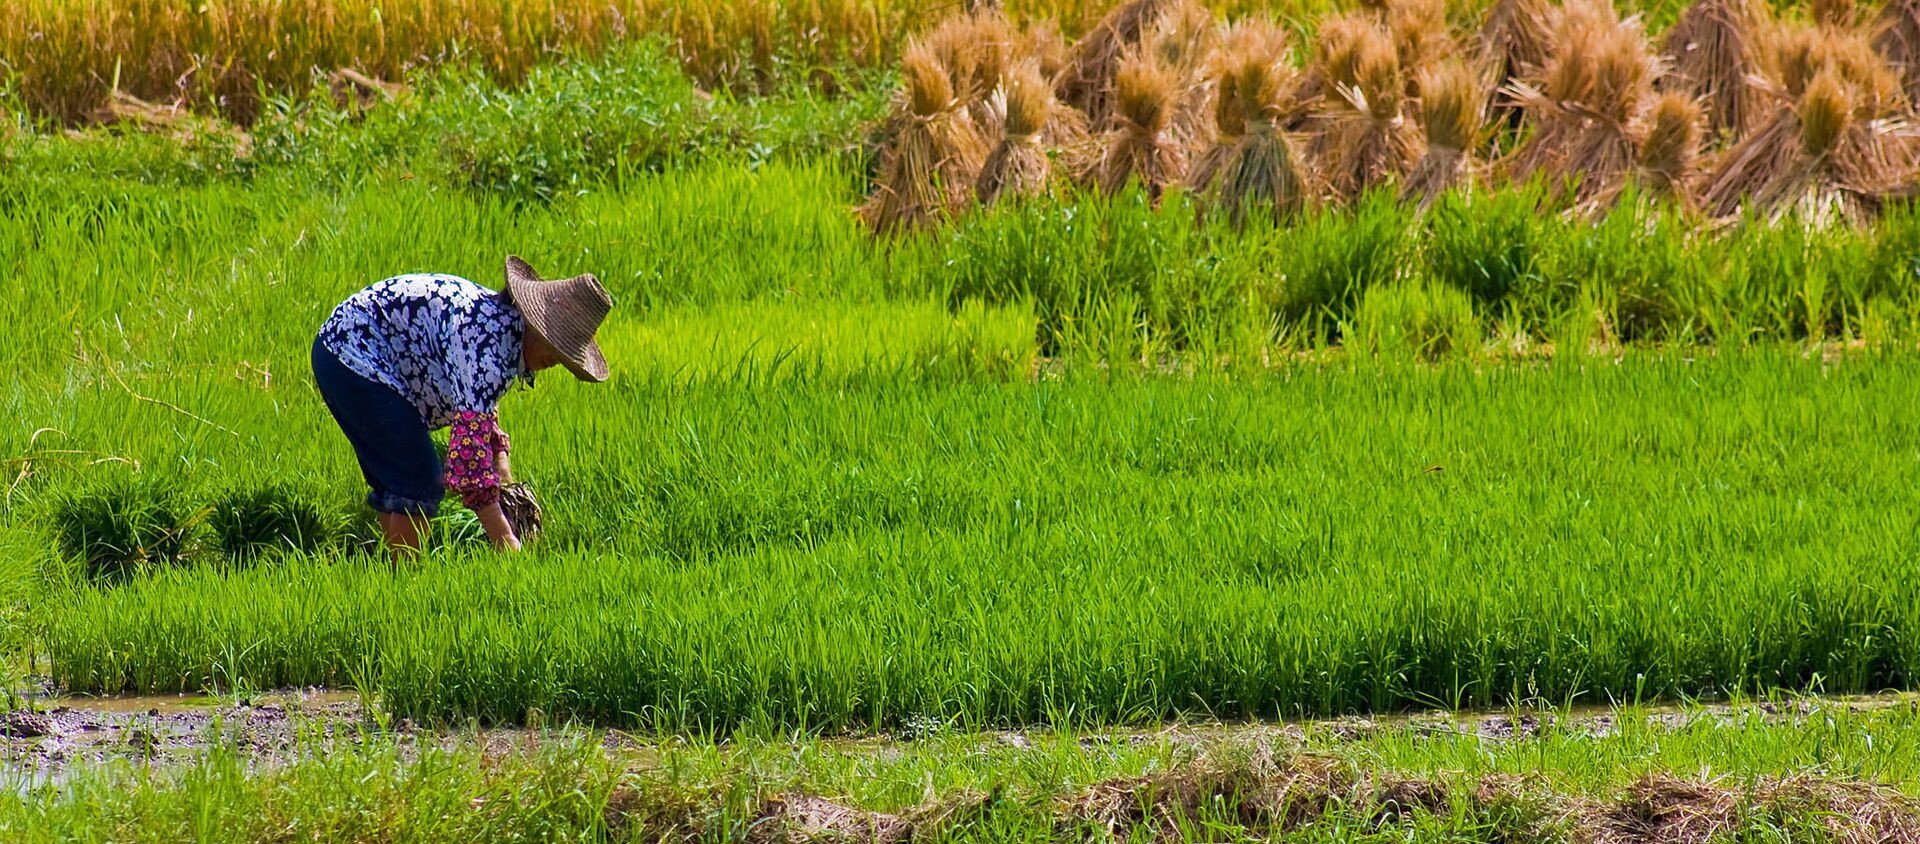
[6,688,1918,787]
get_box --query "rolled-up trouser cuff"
[368,490,440,518]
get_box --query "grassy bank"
[8,699,1920,841]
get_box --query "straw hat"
[502,255,612,382]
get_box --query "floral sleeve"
[445,410,509,509]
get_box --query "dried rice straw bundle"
[921,10,1023,134]
[977,61,1057,206]
[1187,23,1262,194]
[1402,61,1485,207]
[1814,0,1858,30]
[860,45,990,233]
[1659,0,1768,140]
[1387,0,1453,94]
[1504,0,1660,209]
[1705,31,1915,226]
[1194,21,1315,224]
[1475,0,1558,125]
[1322,26,1423,201]
[1085,47,1187,200]
[1145,0,1221,150]
[1875,0,1920,106]
[1025,20,1072,83]
[1635,92,1705,207]
[1290,14,1383,137]
[1055,0,1181,128]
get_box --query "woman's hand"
[494,450,514,485]
[474,501,521,552]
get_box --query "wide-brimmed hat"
[502,255,612,382]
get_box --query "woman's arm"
[446,410,519,551]
[474,501,522,551]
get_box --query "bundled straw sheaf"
[1476,0,1558,122]
[1192,20,1314,224]
[1147,0,1221,151]
[1322,25,1422,201]
[1705,24,1917,225]
[1505,0,1660,210]
[977,61,1058,205]
[1386,0,1453,94]
[860,44,989,233]
[1402,61,1484,207]
[920,10,1023,135]
[1636,92,1705,205]
[1054,0,1181,128]
[1875,0,1920,107]
[1659,0,1767,139]
[1086,48,1187,199]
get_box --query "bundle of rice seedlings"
[1705,33,1915,225]
[1635,92,1704,206]
[977,62,1057,205]
[1322,26,1423,201]
[1401,61,1484,207]
[1659,0,1767,139]
[1875,0,1920,106]
[1475,0,1557,123]
[1086,48,1187,199]
[859,45,990,233]
[1192,21,1314,224]
[1054,0,1180,128]
[1504,0,1659,207]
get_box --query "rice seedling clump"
[52,482,196,581]
[207,484,340,561]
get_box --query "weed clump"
[1351,280,1481,360]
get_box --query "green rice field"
[11,6,1920,838]
[10,155,1920,731]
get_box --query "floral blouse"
[318,274,529,509]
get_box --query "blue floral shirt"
[318,274,529,429]
[319,274,530,509]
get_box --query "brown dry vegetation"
[1504,0,1662,211]
[852,0,1920,231]
[1402,60,1484,206]
[1705,22,1918,225]
[859,43,988,233]
[1660,0,1767,139]
[594,751,1920,843]
[978,61,1059,205]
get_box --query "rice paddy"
[12,0,1920,838]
